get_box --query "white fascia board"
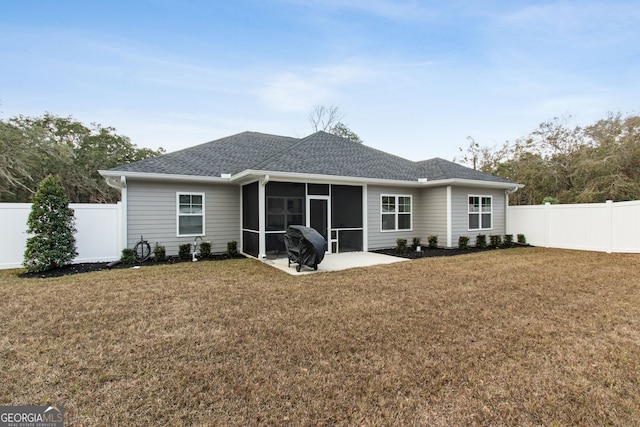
[98,169,523,191]
[98,170,232,184]
[230,169,420,187]
[419,178,525,190]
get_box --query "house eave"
[99,169,523,190]
[229,170,421,187]
[419,178,524,190]
[98,170,232,184]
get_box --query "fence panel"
[508,200,640,253]
[0,203,122,270]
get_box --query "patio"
[264,251,409,275]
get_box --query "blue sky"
[1,0,638,161]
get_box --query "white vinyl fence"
[0,203,122,270]
[508,200,640,253]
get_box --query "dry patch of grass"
[1,248,639,425]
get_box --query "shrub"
[458,236,470,250]
[227,240,238,256]
[153,243,166,262]
[23,175,78,273]
[178,243,192,260]
[427,235,438,249]
[489,235,503,248]
[476,234,487,249]
[411,237,422,251]
[120,248,135,264]
[199,241,211,258]
[517,234,527,244]
[503,234,514,247]
[396,238,407,254]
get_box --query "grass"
[1,247,639,426]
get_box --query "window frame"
[176,192,205,237]
[468,195,493,231]
[380,194,413,232]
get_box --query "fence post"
[606,200,613,254]
[544,202,551,248]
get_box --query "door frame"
[306,195,331,254]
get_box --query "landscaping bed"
[18,253,246,279]
[373,244,528,259]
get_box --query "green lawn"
[1,248,639,426]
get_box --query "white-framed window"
[381,194,412,231]
[468,195,492,230]
[177,192,205,236]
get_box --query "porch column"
[258,175,269,259]
[446,186,452,248]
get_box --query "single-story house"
[99,131,523,258]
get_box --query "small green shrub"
[503,234,514,247]
[120,248,135,264]
[153,243,166,262]
[178,243,192,260]
[476,234,487,249]
[199,241,211,258]
[23,175,78,273]
[411,237,421,251]
[458,236,470,250]
[396,238,407,254]
[517,234,527,244]
[489,235,502,248]
[227,240,238,256]
[427,235,438,249]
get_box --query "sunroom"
[241,180,364,259]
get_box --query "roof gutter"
[99,169,523,190]
[417,178,525,190]
[231,169,431,187]
[99,170,232,184]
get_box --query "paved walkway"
[264,251,409,275]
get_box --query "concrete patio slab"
[264,251,409,275]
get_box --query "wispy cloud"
[278,0,437,21]
[257,61,383,112]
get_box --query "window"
[468,195,492,230]
[177,193,204,236]
[381,194,412,231]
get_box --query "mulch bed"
[20,246,529,279]
[373,244,527,260]
[19,254,246,279]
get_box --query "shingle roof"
[110,131,298,176]
[252,131,421,181]
[417,158,514,184]
[108,131,517,185]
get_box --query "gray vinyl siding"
[418,187,448,245]
[126,179,240,256]
[450,186,506,246]
[367,185,421,250]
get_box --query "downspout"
[104,176,127,250]
[120,176,128,250]
[504,187,518,237]
[258,175,270,260]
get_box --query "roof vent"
[418,178,428,183]
[221,173,232,179]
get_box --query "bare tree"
[308,105,363,143]
[309,105,344,132]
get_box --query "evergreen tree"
[23,175,78,272]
